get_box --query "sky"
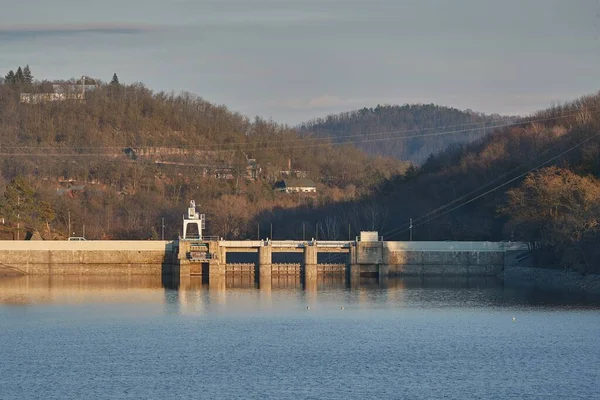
[1,0,600,124]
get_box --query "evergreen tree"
[15,67,24,83]
[4,70,15,84]
[1,177,36,229]
[0,177,55,232]
[110,73,120,85]
[23,65,33,83]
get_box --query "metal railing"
[315,241,353,248]
[180,235,221,242]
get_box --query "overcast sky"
[1,0,599,124]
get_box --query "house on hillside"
[20,76,98,104]
[246,158,260,180]
[128,147,261,181]
[20,92,85,104]
[279,158,308,179]
[275,178,317,194]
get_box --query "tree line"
[3,65,34,86]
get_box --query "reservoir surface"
[1,276,599,399]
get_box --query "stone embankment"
[503,266,600,295]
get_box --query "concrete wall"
[383,241,522,251]
[355,241,526,276]
[0,239,529,277]
[0,241,175,251]
[0,240,176,276]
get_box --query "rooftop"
[282,178,316,188]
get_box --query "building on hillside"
[20,76,98,104]
[20,92,85,104]
[212,158,260,180]
[275,178,317,194]
[126,148,260,181]
[246,158,260,180]
[279,158,308,179]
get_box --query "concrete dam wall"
[355,241,515,276]
[0,239,527,277]
[0,241,177,276]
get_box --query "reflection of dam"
[0,275,166,305]
[0,274,505,308]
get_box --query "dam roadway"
[0,235,529,284]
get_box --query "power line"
[401,128,571,226]
[0,108,584,150]
[381,131,600,239]
[0,107,595,156]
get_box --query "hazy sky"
[2,0,599,124]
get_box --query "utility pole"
[83,224,85,239]
[17,195,20,241]
[302,222,305,241]
[409,218,413,241]
[257,223,260,240]
[348,223,351,241]
[270,223,273,240]
[161,217,165,240]
[68,211,71,239]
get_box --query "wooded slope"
[299,104,513,163]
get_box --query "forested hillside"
[0,68,408,240]
[299,104,514,163]
[270,92,600,273]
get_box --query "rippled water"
[1,276,599,399]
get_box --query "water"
[1,276,599,400]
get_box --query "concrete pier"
[258,244,272,280]
[303,245,318,279]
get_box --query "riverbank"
[502,266,600,295]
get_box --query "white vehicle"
[67,237,87,241]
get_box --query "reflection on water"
[1,274,599,400]
[0,275,166,305]
[1,274,598,309]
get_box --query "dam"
[175,236,528,280]
[0,201,529,279]
[0,236,528,279]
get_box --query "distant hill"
[0,69,408,240]
[299,104,515,163]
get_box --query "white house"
[275,178,317,194]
